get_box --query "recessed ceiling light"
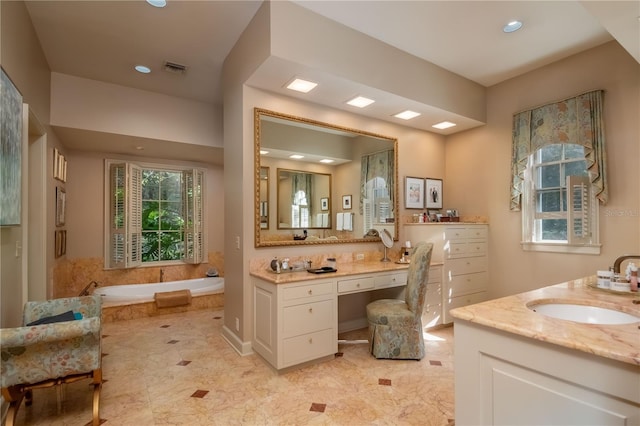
[503,20,523,33]
[286,78,318,93]
[289,154,304,159]
[260,150,269,155]
[146,0,167,8]
[346,96,375,108]
[432,121,457,130]
[135,146,144,150]
[320,159,335,164]
[135,65,151,74]
[394,110,421,120]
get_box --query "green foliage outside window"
[141,170,184,262]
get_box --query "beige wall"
[445,41,640,298]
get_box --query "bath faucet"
[78,280,100,296]
[612,255,640,274]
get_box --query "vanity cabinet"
[404,223,489,324]
[423,265,443,328]
[253,279,337,370]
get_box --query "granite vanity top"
[250,260,443,285]
[450,275,640,366]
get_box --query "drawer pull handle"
[356,283,360,287]
[309,338,313,344]
[308,289,313,295]
[308,308,313,313]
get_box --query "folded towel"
[154,289,192,308]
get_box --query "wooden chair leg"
[2,386,26,426]
[92,369,102,426]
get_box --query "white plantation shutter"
[567,175,593,244]
[183,169,204,263]
[108,163,142,268]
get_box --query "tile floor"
[11,309,455,425]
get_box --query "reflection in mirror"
[259,167,269,229]
[277,169,331,231]
[255,108,398,247]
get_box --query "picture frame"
[320,197,329,211]
[342,194,352,210]
[1,67,23,226]
[54,148,67,182]
[425,178,443,209]
[55,230,66,258]
[56,186,66,226]
[405,176,424,209]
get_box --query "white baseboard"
[338,317,368,334]
[221,325,253,356]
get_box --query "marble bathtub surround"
[450,275,640,365]
[11,309,455,425]
[53,252,224,298]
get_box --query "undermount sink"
[529,302,640,325]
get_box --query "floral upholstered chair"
[366,242,433,360]
[0,295,102,426]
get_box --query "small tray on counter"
[307,267,338,274]
[587,281,638,295]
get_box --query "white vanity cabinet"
[423,265,443,328]
[253,279,337,370]
[404,223,489,324]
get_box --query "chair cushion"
[366,299,415,327]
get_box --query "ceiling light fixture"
[320,159,335,164]
[503,20,523,33]
[134,65,151,74]
[346,96,375,108]
[432,121,457,130]
[260,150,269,155]
[394,110,421,120]
[146,0,167,8]
[289,154,304,159]
[286,78,318,93]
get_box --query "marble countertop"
[450,275,640,366]
[250,260,443,285]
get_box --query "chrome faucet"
[612,255,640,274]
[78,280,100,296]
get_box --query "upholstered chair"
[366,242,433,359]
[0,295,102,426]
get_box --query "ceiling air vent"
[163,61,188,75]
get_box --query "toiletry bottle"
[630,264,638,292]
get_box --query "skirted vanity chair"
[0,295,103,426]
[367,242,434,360]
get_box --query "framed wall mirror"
[255,108,398,247]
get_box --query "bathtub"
[95,277,224,305]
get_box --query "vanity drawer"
[338,277,374,293]
[282,328,335,367]
[466,226,488,240]
[282,281,334,301]
[428,266,442,284]
[373,272,407,289]
[444,227,467,241]
[446,242,487,259]
[447,257,488,276]
[446,272,488,297]
[282,299,334,337]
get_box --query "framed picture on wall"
[321,197,329,211]
[405,176,424,209]
[425,178,443,209]
[342,195,352,210]
[56,187,66,226]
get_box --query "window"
[522,144,599,254]
[291,190,309,228]
[106,161,205,269]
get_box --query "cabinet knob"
[308,289,313,295]
[308,308,313,313]
[391,278,396,282]
[356,283,361,288]
[308,338,313,344]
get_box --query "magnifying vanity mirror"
[255,108,398,247]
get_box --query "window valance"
[510,90,607,211]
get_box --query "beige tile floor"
[12,309,455,425]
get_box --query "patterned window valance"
[510,90,607,211]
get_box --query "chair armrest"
[1,317,101,348]
[23,295,101,324]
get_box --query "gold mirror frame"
[254,108,398,247]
